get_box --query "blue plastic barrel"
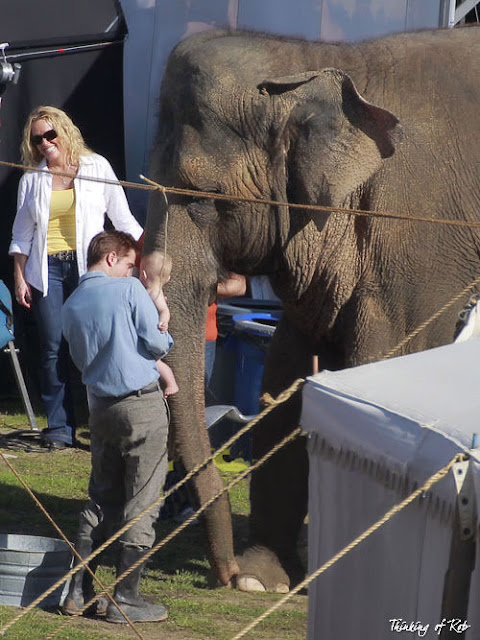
[212,299,283,406]
[233,312,281,415]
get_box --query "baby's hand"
[159,320,169,332]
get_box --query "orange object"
[205,302,218,341]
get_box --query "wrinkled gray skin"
[141,26,480,591]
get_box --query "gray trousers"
[77,386,169,549]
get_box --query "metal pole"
[5,341,39,431]
[448,0,457,27]
[440,459,476,638]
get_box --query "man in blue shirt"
[61,230,173,624]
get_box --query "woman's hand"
[13,254,32,308]
[15,279,32,308]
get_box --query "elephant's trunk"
[141,243,240,586]
[166,333,240,586]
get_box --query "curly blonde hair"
[21,106,93,167]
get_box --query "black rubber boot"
[62,538,107,616]
[105,546,168,624]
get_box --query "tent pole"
[439,462,476,638]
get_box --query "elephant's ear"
[338,71,402,159]
[259,69,402,160]
[260,69,402,207]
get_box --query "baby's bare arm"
[148,286,170,331]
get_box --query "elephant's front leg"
[236,315,312,593]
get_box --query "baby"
[141,254,179,398]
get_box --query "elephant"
[140,25,480,592]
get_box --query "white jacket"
[9,153,143,295]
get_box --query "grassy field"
[0,401,308,640]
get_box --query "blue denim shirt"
[62,271,173,398]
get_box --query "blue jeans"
[32,256,79,445]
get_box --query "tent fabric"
[301,340,480,640]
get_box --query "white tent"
[301,339,480,640]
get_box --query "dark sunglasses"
[31,129,57,145]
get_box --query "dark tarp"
[0,0,124,48]
[0,0,127,398]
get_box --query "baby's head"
[142,252,172,287]
[160,254,173,285]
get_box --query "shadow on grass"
[151,510,250,588]
[0,416,256,594]
[0,483,86,543]
[0,482,251,587]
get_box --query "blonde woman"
[9,106,143,449]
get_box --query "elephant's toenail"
[237,576,266,592]
[275,583,290,594]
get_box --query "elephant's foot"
[235,546,291,594]
[208,555,241,588]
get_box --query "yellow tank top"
[47,189,76,254]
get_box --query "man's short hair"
[87,230,139,268]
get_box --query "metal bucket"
[0,534,72,607]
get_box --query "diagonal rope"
[379,274,480,361]
[0,260,474,635]
[0,129,478,637]
[230,452,468,640]
[0,379,305,638]
[0,253,477,635]
[2,211,480,634]
[0,254,476,634]
[0,451,145,639]
[45,427,303,639]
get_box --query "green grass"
[0,401,307,640]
